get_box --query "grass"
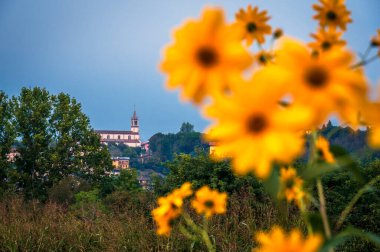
[0,189,303,252]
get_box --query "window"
[118,135,121,139]
[128,135,131,140]
[107,135,110,139]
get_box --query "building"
[110,156,130,175]
[6,148,19,162]
[139,141,152,163]
[96,110,141,147]
[112,157,130,169]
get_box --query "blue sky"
[0,0,379,140]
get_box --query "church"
[95,111,141,147]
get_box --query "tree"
[99,169,141,197]
[0,91,16,192]
[12,87,113,199]
[148,123,208,163]
[13,87,53,199]
[50,92,113,184]
[180,122,194,133]
[155,152,264,197]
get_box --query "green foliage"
[154,152,265,197]
[99,169,141,197]
[180,122,195,133]
[71,189,106,219]
[149,122,208,162]
[0,87,113,200]
[13,87,53,199]
[48,176,91,206]
[320,121,380,162]
[0,91,16,193]
[49,93,112,184]
[321,159,380,251]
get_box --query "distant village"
[6,109,214,190]
[94,110,153,189]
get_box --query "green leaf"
[330,145,365,184]
[304,212,325,235]
[320,227,380,252]
[262,165,280,199]
[301,162,339,180]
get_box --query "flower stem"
[335,175,380,231]
[182,212,215,252]
[317,178,332,240]
[351,54,379,68]
[299,197,313,235]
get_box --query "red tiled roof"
[95,130,139,135]
[100,139,140,143]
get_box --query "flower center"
[259,54,267,64]
[246,22,257,33]
[205,200,214,208]
[321,41,331,50]
[196,46,218,68]
[171,203,179,210]
[169,218,175,227]
[247,114,267,134]
[285,179,295,189]
[326,11,337,21]
[317,148,324,158]
[305,66,329,88]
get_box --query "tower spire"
[131,107,139,133]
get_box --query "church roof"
[131,110,138,120]
[99,138,141,143]
[95,130,139,135]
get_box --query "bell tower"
[131,109,139,133]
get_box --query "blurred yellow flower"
[152,182,193,235]
[191,186,227,218]
[313,0,352,31]
[360,102,380,148]
[209,142,226,159]
[172,181,193,199]
[371,29,380,46]
[273,28,283,39]
[255,50,273,66]
[309,28,346,52]
[371,29,380,57]
[234,5,272,45]
[266,38,367,126]
[253,226,322,252]
[204,73,312,178]
[279,167,305,205]
[316,136,335,163]
[160,8,252,104]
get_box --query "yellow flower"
[172,181,193,199]
[160,8,253,104]
[371,29,380,45]
[255,50,274,66]
[265,38,367,127]
[313,0,352,31]
[360,102,380,148]
[204,72,312,178]
[253,226,322,252]
[279,167,305,205]
[273,28,283,39]
[316,136,335,163]
[209,142,226,159]
[234,5,272,45]
[191,186,227,218]
[371,29,380,57]
[309,28,346,52]
[152,182,193,235]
